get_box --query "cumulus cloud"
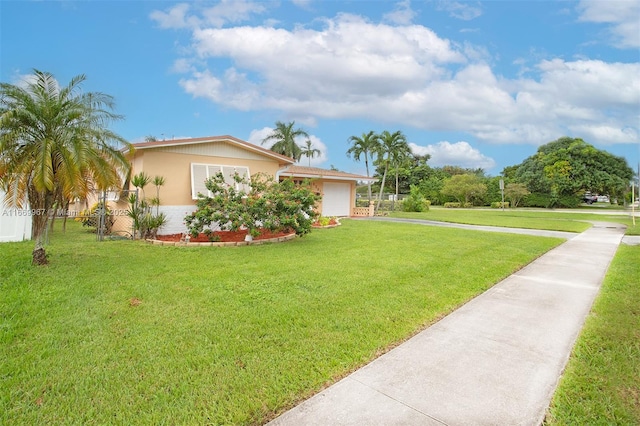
[577,0,640,48]
[156,7,640,148]
[410,141,495,169]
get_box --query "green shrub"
[444,202,461,208]
[491,202,510,208]
[523,193,581,208]
[79,202,114,234]
[402,185,430,212]
[185,173,320,238]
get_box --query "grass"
[545,244,640,425]
[392,208,640,234]
[1,220,562,425]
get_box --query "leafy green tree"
[504,183,530,208]
[300,139,321,166]
[440,174,487,206]
[261,121,309,160]
[347,131,380,200]
[375,130,409,211]
[0,70,130,265]
[514,137,633,204]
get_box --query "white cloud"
[150,3,198,29]
[384,0,416,25]
[436,1,483,21]
[160,10,640,148]
[409,141,496,169]
[150,0,266,29]
[577,0,640,48]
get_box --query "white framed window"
[190,163,250,199]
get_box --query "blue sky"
[2,0,639,177]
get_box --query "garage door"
[322,182,351,217]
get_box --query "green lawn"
[1,220,562,425]
[392,208,640,234]
[545,244,640,425]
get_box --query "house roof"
[127,135,296,165]
[279,165,375,182]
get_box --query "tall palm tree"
[375,130,409,211]
[300,139,321,166]
[0,69,131,265]
[261,121,309,160]
[347,130,380,201]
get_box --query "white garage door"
[322,182,351,217]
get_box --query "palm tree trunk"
[394,169,399,211]
[365,157,372,201]
[376,164,389,212]
[30,190,53,265]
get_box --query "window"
[190,163,250,199]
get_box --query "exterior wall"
[129,141,286,236]
[0,190,32,242]
[131,145,283,206]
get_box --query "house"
[0,189,32,242]
[112,135,374,235]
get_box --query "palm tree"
[0,69,130,265]
[375,130,409,211]
[300,139,321,166]
[261,121,309,160]
[347,131,380,201]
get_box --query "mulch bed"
[156,228,292,243]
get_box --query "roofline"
[124,135,295,165]
[278,171,377,182]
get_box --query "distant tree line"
[347,135,635,210]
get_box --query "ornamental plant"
[184,173,320,239]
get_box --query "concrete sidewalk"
[269,222,626,425]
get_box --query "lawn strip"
[545,244,640,425]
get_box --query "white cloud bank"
[410,141,495,169]
[152,1,640,148]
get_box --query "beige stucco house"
[112,135,373,235]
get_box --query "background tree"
[440,174,487,206]
[300,139,321,166]
[346,131,380,200]
[261,121,309,160]
[0,70,130,265]
[375,130,409,211]
[504,183,530,208]
[513,137,633,204]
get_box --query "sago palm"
[0,69,131,265]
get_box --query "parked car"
[582,193,598,204]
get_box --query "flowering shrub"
[184,173,320,239]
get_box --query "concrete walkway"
[269,220,627,425]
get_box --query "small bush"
[491,202,510,209]
[402,186,430,212]
[444,202,461,208]
[79,202,114,234]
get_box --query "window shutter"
[191,164,208,199]
[191,163,250,199]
